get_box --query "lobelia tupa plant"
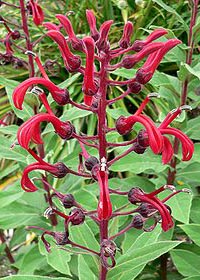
[11,8,194,280]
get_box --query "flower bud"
[128,82,142,94]
[101,239,116,258]
[62,194,75,208]
[128,187,144,204]
[85,156,99,171]
[116,116,132,135]
[137,203,156,218]
[70,208,85,225]
[54,232,69,245]
[59,121,74,140]
[53,162,69,178]
[132,143,146,154]
[131,214,144,229]
[11,30,21,40]
[137,129,149,147]
[136,69,153,84]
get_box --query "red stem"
[19,0,35,77]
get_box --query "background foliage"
[0,0,200,279]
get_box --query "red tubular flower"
[82,37,98,106]
[29,0,44,26]
[21,161,69,192]
[119,21,133,49]
[56,14,84,51]
[4,33,13,54]
[121,42,165,69]
[86,10,99,41]
[17,113,74,149]
[13,77,69,109]
[128,186,174,231]
[136,39,181,84]
[116,95,163,154]
[137,106,194,163]
[96,20,113,52]
[47,30,81,72]
[96,170,112,220]
[43,22,59,30]
[132,28,168,52]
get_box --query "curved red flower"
[29,0,44,26]
[13,77,69,109]
[17,113,73,149]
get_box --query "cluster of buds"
[12,8,193,273]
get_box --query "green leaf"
[164,185,192,223]
[184,116,200,140]
[108,241,181,278]
[183,277,200,280]
[171,249,200,277]
[1,276,70,280]
[18,245,46,275]
[190,197,200,223]
[78,255,96,280]
[180,224,200,247]
[0,202,39,229]
[70,222,99,276]
[0,189,23,208]
[177,163,200,186]
[152,0,187,28]
[39,238,71,275]
[110,150,166,174]
[61,106,92,121]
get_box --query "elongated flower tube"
[47,30,81,72]
[13,77,69,109]
[96,170,112,220]
[43,22,59,30]
[121,42,165,69]
[56,14,84,51]
[82,37,98,106]
[96,20,113,52]
[119,21,133,49]
[86,10,99,41]
[137,106,194,163]
[17,113,74,149]
[28,0,44,26]
[136,39,181,84]
[21,161,69,192]
[132,28,168,52]
[128,186,174,231]
[116,95,163,154]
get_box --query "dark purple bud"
[11,30,21,40]
[69,208,85,225]
[54,89,70,106]
[128,82,142,94]
[132,40,145,52]
[137,203,156,218]
[62,194,75,208]
[119,21,133,49]
[131,214,144,229]
[53,162,69,178]
[85,156,99,171]
[58,121,74,140]
[101,239,116,258]
[132,143,146,154]
[100,239,116,268]
[136,69,153,84]
[137,129,149,148]
[128,187,144,204]
[121,55,136,69]
[116,116,132,135]
[54,232,69,245]
[67,56,82,72]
